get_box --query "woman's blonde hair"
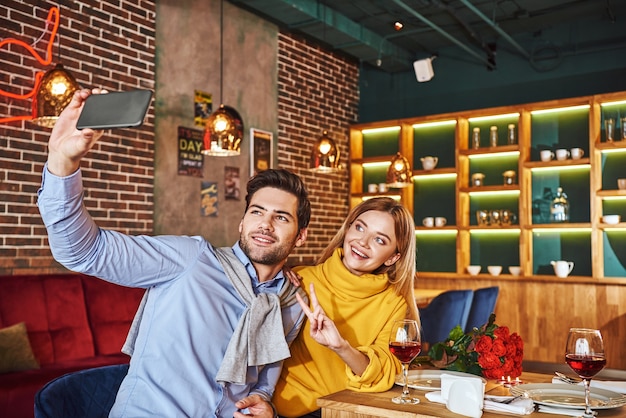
[317,197,419,323]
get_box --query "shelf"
[350,91,626,282]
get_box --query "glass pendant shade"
[202,104,243,156]
[386,152,413,188]
[32,63,80,127]
[310,130,340,172]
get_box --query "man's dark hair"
[245,169,311,230]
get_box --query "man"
[37,88,310,417]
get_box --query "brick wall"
[0,1,156,275]
[0,3,358,274]
[277,32,359,265]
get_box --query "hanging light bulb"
[310,130,340,172]
[31,63,80,127]
[202,0,243,156]
[202,104,243,156]
[386,152,413,188]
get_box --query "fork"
[555,371,581,384]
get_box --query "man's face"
[239,187,306,266]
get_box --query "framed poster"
[250,128,273,176]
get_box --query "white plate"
[509,383,626,410]
[394,369,485,391]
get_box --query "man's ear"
[238,219,243,234]
[295,228,307,247]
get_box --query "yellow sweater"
[273,249,407,417]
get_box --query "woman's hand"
[296,283,345,350]
[283,265,302,287]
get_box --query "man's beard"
[240,231,297,265]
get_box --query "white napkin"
[537,405,585,416]
[552,377,626,394]
[441,373,484,418]
[425,391,534,416]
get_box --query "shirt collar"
[232,242,285,289]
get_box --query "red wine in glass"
[389,319,421,405]
[389,341,422,363]
[565,354,606,379]
[565,328,606,418]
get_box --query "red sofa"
[0,273,144,418]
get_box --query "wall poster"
[194,90,212,128]
[224,166,241,200]
[250,128,273,177]
[201,181,218,217]
[178,126,204,177]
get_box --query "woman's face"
[342,210,401,276]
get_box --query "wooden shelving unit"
[349,91,626,369]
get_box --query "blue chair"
[419,289,473,347]
[464,286,500,333]
[35,364,128,418]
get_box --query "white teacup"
[551,260,574,278]
[618,178,626,190]
[367,183,378,193]
[378,183,388,193]
[540,150,554,162]
[570,147,584,160]
[555,149,570,161]
[508,266,521,276]
[487,265,502,276]
[467,265,481,276]
[602,214,621,224]
[435,217,447,227]
[422,217,434,227]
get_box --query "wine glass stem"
[583,378,593,416]
[402,363,410,398]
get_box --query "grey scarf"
[122,247,305,386]
[214,247,304,385]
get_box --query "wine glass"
[565,328,606,418]
[388,319,421,404]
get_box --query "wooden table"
[413,288,446,308]
[317,371,626,417]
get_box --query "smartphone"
[76,89,153,130]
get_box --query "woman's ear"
[384,252,401,267]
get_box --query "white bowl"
[508,266,521,276]
[487,265,502,276]
[618,178,626,190]
[602,214,621,225]
[467,265,481,276]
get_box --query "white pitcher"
[551,260,574,278]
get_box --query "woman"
[273,197,419,417]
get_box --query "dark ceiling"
[228,0,626,73]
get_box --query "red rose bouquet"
[426,314,524,379]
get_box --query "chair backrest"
[464,286,500,333]
[419,289,473,347]
[35,364,129,418]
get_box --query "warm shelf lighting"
[412,120,456,129]
[468,151,520,159]
[31,63,80,128]
[530,164,590,172]
[470,229,520,235]
[468,190,520,197]
[532,228,592,233]
[530,105,590,115]
[310,130,340,172]
[468,113,520,122]
[600,148,626,155]
[600,100,626,108]
[362,126,400,134]
[414,173,457,180]
[362,161,391,168]
[386,152,413,188]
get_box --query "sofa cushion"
[81,277,145,355]
[0,322,40,374]
[0,274,94,366]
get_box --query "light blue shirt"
[37,166,305,417]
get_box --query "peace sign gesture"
[296,283,344,350]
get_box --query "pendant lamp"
[386,152,413,188]
[31,63,80,128]
[202,0,243,156]
[310,130,340,172]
